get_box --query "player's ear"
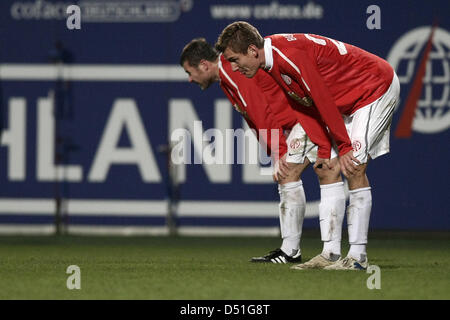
[248,44,258,58]
[198,59,207,71]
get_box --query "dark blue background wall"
[0,0,449,232]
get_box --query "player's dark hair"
[180,38,219,67]
[215,21,264,54]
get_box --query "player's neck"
[212,58,220,83]
[257,47,266,70]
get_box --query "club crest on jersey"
[287,91,313,107]
[281,74,292,85]
[352,140,362,151]
[289,138,302,151]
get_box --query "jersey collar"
[218,53,223,69]
[264,38,273,71]
[218,53,224,83]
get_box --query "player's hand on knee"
[273,160,281,182]
[273,154,289,182]
[279,155,290,172]
[339,151,360,177]
[272,173,278,182]
[273,164,287,182]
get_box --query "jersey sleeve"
[244,115,288,162]
[289,101,333,159]
[257,70,333,159]
[220,81,288,161]
[282,47,353,156]
[240,81,288,160]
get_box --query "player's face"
[183,61,214,90]
[223,47,259,78]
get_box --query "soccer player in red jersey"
[180,38,345,265]
[216,22,400,270]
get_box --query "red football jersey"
[218,54,333,160]
[264,33,394,156]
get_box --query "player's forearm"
[294,106,333,159]
[307,92,352,157]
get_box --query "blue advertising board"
[0,0,449,234]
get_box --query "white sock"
[278,180,306,256]
[347,187,372,261]
[319,182,346,258]
[348,244,366,261]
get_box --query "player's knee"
[346,164,370,189]
[354,163,368,176]
[278,173,301,184]
[314,161,341,184]
[280,162,306,184]
[316,168,342,185]
[343,168,362,180]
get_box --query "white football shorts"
[344,72,400,164]
[285,123,338,164]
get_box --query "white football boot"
[324,254,368,271]
[291,252,341,270]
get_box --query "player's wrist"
[338,145,353,157]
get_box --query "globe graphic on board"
[387,27,450,133]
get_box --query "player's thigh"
[344,81,399,164]
[279,158,310,184]
[285,123,318,164]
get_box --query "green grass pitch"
[0,230,448,300]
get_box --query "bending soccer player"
[180,38,346,265]
[216,21,400,270]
